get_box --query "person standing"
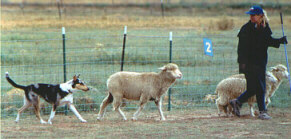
[230,5,288,120]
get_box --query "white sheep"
[206,64,289,117]
[97,63,182,121]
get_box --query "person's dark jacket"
[237,20,281,73]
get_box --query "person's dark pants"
[237,66,266,112]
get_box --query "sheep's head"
[72,74,90,91]
[159,63,182,79]
[270,64,289,81]
[266,71,277,83]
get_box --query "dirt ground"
[1,107,291,138]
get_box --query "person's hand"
[239,63,246,74]
[279,36,288,44]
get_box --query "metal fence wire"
[1,28,290,118]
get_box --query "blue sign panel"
[203,38,213,56]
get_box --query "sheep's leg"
[217,104,228,117]
[216,101,223,116]
[97,93,113,120]
[216,104,222,116]
[116,107,127,120]
[113,95,127,120]
[228,105,233,116]
[216,98,228,117]
[265,98,271,107]
[249,103,255,117]
[223,105,229,116]
[155,99,166,121]
[215,98,221,116]
[132,95,148,121]
[132,106,145,121]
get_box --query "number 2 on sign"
[205,42,211,53]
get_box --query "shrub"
[217,16,234,31]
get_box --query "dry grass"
[2,108,291,138]
[0,13,232,30]
[3,13,291,31]
[2,6,291,31]
[5,0,291,4]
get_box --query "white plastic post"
[124,26,127,35]
[62,27,65,35]
[121,26,127,71]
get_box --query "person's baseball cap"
[245,5,264,15]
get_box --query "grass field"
[1,1,291,138]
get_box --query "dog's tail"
[204,94,218,102]
[5,72,26,90]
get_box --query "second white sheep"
[206,64,288,117]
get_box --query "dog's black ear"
[77,74,80,78]
[73,75,77,81]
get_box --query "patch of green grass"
[2,28,291,118]
[2,4,291,119]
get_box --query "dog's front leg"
[68,103,87,123]
[48,105,57,124]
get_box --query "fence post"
[121,26,127,71]
[57,0,62,20]
[62,27,67,82]
[62,27,68,115]
[161,0,164,18]
[168,32,172,111]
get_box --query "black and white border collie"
[5,72,90,124]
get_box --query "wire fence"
[1,28,291,118]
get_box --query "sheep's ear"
[271,67,279,72]
[270,67,276,71]
[158,66,167,71]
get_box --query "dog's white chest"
[60,94,74,104]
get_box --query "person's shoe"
[229,99,242,117]
[258,111,272,120]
